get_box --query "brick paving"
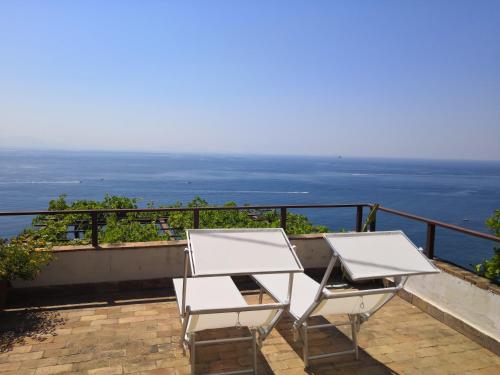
[1,293,498,375]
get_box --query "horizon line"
[0,145,499,163]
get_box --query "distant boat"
[463,218,469,222]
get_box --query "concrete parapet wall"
[12,234,332,288]
[402,262,499,354]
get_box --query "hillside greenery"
[475,209,500,283]
[25,194,328,245]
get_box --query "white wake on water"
[0,180,82,184]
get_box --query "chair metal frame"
[178,228,302,375]
[296,255,406,366]
[255,253,407,367]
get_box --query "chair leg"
[258,288,263,304]
[351,316,359,360]
[293,324,299,342]
[190,333,196,375]
[302,322,309,368]
[252,330,258,374]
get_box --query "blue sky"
[0,1,499,160]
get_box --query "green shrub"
[475,210,500,283]
[100,214,167,243]
[167,197,328,239]
[0,235,53,282]
[32,194,166,244]
[28,195,329,244]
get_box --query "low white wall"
[13,235,332,288]
[12,242,186,288]
[404,271,500,340]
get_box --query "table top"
[187,228,303,277]
[323,231,439,281]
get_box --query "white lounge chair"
[252,231,439,367]
[174,228,303,375]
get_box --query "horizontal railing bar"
[34,217,171,222]
[377,206,499,243]
[0,203,370,216]
[1,202,498,245]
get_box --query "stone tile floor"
[0,291,498,375]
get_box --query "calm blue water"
[1,149,499,270]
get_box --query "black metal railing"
[0,203,499,260]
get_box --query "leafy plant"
[475,209,500,283]
[100,214,167,243]
[168,197,328,239]
[27,195,329,245]
[31,194,166,244]
[0,235,53,282]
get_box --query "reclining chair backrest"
[238,309,280,329]
[313,291,394,316]
[186,312,239,333]
[185,305,283,333]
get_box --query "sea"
[1,149,499,270]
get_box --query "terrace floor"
[0,291,498,375]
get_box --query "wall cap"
[52,239,187,253]
[434,260,499,295]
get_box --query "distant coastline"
[1,146,499,163]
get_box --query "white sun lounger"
[174,228,303,375]
[252,230,439,367]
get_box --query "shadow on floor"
[276,315,396,375]
[0,308,66,352]
[6,287,179,312]
[188,327,275,375]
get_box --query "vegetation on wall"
[28,194,166,244]
[475,209,500,283]
[168,196,328,238]
[0,235,53,282]
[26,194,328,245]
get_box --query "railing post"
[280,207,287,231]
[355,206,363,232]
[425,223,436,259]
[193,208,200,229]
[369,209,377,232]
[91,211,99,248]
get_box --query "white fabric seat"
[253,273,392,319]
[173,276,247,313]
[253,273,322,319]
[173,276,248,333]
